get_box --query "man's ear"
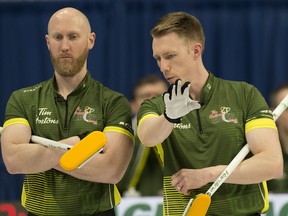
[193,43,202,58]
[88,32,96,50]
[45,35,50,50]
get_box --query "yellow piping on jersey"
[245,118,272,213]
[3,118,30,129]
[138,113,159,126]
[21,184,26,208]
[245,118,276,133]
[138,113,165,165]
[114,184,121,205]
[137,113,159,145]
[154,144,164,166]
[261,181,269,213]
[104,126,134,142]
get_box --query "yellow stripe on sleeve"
[245,118,277,134]
[3,118,30,129]
[138,113,159,126]
[245,118,275,213]
[103,126,134,142]
[137,113,160,146]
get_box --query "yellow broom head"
[60,131,106,171]
[186,193,211,216]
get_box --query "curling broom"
[182,94,288,216]
[0,127,106,171]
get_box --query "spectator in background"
[118,74,168,196]
[267,83,288,193]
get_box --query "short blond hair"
[151,11,205,51]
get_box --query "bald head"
[48,7,91,35]
[45,7,96,78]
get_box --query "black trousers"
[27,208,115,216]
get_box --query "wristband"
[164,112,181,123]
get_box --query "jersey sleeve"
[3,90,30,127]
[137,96,164,125]
[244,83,276,132]
[103,94,134,141]
[245,84,274,122]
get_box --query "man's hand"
[171,168,211,195]
[163,79,201,123]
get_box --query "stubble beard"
[50,47,89,77]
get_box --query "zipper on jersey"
[196,109,203,134]
[64,99,68,130]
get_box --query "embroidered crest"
[209,106,238,124]
[74,106,98,125]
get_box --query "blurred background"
[1,0,288,214]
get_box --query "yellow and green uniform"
[3,72,133,216]
[138,73,276,216]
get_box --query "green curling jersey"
[3,72,133,216]
[138,73,276,216]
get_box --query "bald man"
[1,7,134,216]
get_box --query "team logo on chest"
[74,106,98,125]
[209,106,238,124]
[36,108,59,125]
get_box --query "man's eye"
[69,35,78,40]
[165,54,175,60]
[54,35,63,40]
[154,57,160,62]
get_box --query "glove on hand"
[163,79,201,123]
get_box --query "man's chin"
[56,69,81,77]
